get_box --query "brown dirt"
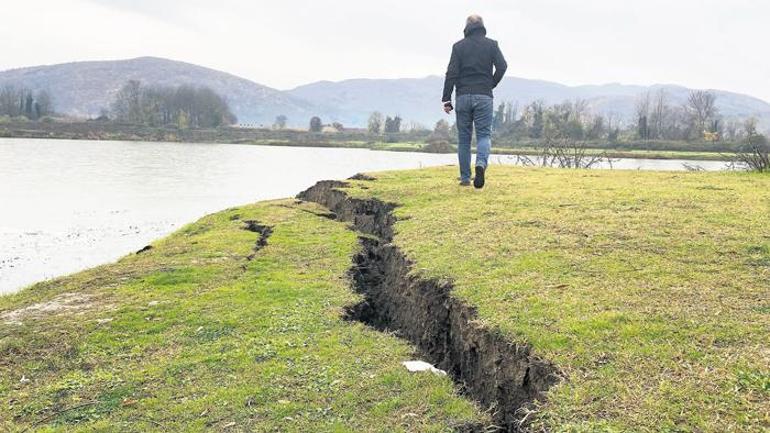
[298,180,561,432]
[1,293,98,326]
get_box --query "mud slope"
[299,179,561,432]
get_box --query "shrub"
[422,141,454,154]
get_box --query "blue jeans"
[456,94,493,182]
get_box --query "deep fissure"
[298,179,561,432]
[242,220,273,260]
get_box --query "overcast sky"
[1,0,768,101]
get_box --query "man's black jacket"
[442,21,507,102]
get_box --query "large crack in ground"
[242,220,273,261]
[299,179,561,432]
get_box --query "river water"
[0,138,729,294]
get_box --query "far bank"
[0,119,736,162]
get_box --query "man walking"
[442,15,507,188]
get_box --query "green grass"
[2,167,767,432]
[339,166,769,432]
[0,200,485,432]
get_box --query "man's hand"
[443,101,454,114]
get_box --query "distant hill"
[0,57,330,127]
[290,76,770,131]
[2,57,769,131]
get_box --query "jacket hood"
[463,21,487,37]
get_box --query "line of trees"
[492,90,757,144]
[634,90,723,141]
[111,80,236,128]
[367,112,403,134]
[493,99,621,142]
[272,115,348,132]
[0,86,54,120]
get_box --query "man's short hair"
[466,14,484,26]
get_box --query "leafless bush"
[730,119,769,172]
[537,136,614,169]
[509,154,537,167]
[422,141,453,154]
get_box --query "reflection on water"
[0,138,729,294]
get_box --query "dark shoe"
[473,166,485,189]
[459,180,471,187]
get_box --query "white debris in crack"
[402,360,447,376]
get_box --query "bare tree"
[635,91,652,140]
[525,100,545,139]
[0,86,55,119]
[0,86,21,117]
[367,112,383,134]
[666,105,690,141]
[572,98,589,124]
[111,80,143,123]
[493,102,506,131]
[586,114,606,140]
[685,90,718,140]
[505,101,518,126]
[649,89,669,139]
[404,121,427,132]
[605,111,621,142]
[34,90,53,118]
[724,120,737,142]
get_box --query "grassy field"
[339,167,769,432]
[0,200,485,432]
[2,167,767,432]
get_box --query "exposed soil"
[298,180,561,432]
[1,293,98,326]
[348,173,377,181]
[242,221,273,261]
[298,181,396,240]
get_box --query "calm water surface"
[0,138,729,294]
